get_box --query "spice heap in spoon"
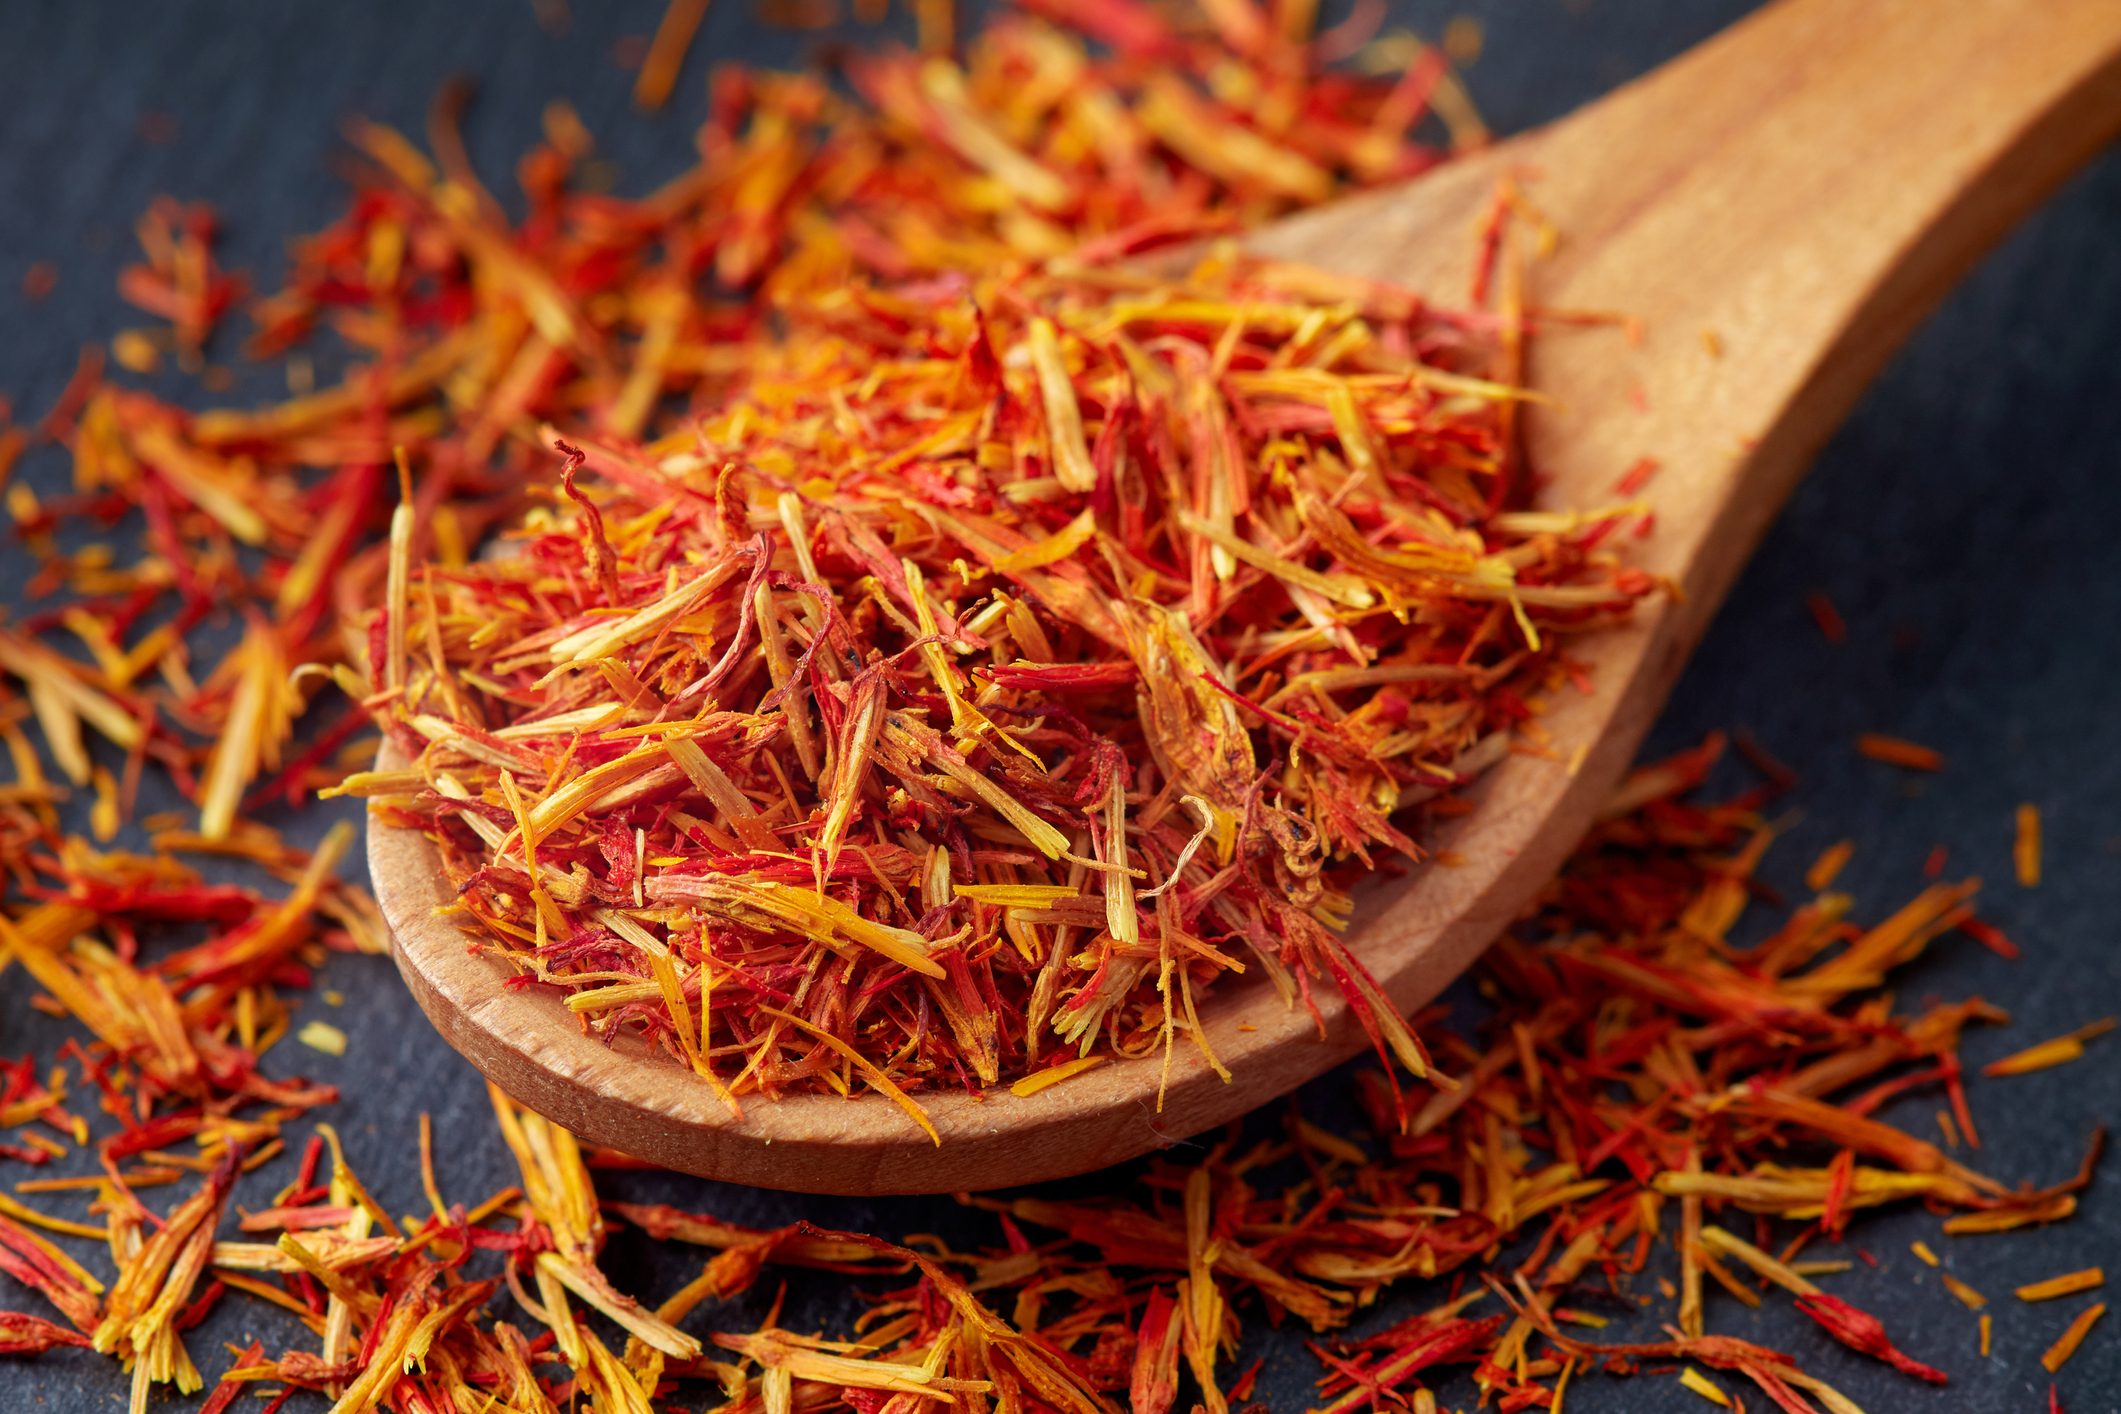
[333,8,1649,1113]
[344,257,1650,1113]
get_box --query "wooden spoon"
[371,0,2121,1194]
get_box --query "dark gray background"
[2,1,2116,1408]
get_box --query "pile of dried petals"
[298,4,1585,1108]
[336,254,1651,1106]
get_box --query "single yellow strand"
[1008,1055,1106,1098]
[2041,1302,2106,1373]
[2017,1268,2105,1303]
[756,1006,939,1146]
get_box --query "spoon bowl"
[372,0,2121,1194]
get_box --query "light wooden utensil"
[371,0,2121,1194]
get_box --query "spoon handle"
[1261,0,2121,628]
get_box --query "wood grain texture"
[370,0,2121,1194]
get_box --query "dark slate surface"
[3,1,2116,1408]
